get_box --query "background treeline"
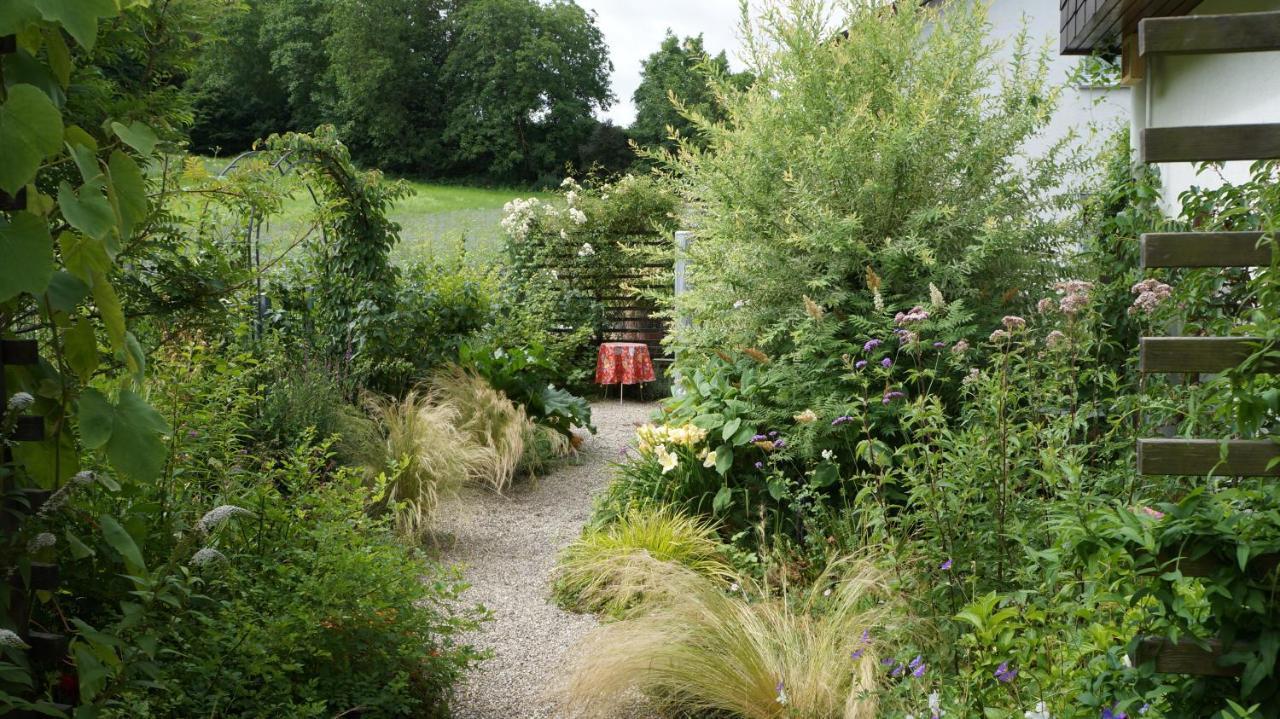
[185,0,746,184]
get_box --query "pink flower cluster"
[1129,279,1172,316]
[895,306,930,326]
[1040,280,1093,317]
[1045,330,1068,349]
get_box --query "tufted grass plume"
[431,364,530,493]
[351,388,496,538]
[553,505,731,616]
[560,553,895,719]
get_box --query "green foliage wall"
[664,0,1077,360]
[185,0,615,183]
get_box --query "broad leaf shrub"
[662,0,1078,378]
[575,155,1280,717]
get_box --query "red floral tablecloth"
[595,342,656,385]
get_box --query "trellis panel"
[1140,231,1269,268]
[1138,438,1280,476]
[1133,638,1243,677]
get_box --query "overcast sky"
[576,0,748,127]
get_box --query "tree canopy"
[184,0,613,183]
[630,31,747,154]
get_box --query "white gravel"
[437,399,656,719]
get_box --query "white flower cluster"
[7,392,33,412]
[39,470,97,517]
[196,505,253,534]
[500,197,544,242]
[191,547,227,566]
[569,208,587,225]
[27,532,56,552]
[0,629,29,649]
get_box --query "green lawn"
[196,157,550,266]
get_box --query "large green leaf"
[33,0,117,51]
[59,231,110,283]
[0,84,63,193]
[58,180,115,244]
[45,269,89,312]
[0,1,40,36]
[0,211,53,302]
[78,388,169,482]
[99,514,146,575]
[110,121,158,156]
[89,270,126,352]
[107,150,146,238]
[63,316,98,382]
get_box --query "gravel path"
[438,399,656,719]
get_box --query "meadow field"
[198,156,551,266]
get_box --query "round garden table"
[595,342,656,402]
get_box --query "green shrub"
[459,341,595,437]
[85,454,488,717]
[554,505,732,616]
[663,0,1077,403]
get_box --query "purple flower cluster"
[909,655,927,678]
[831,415,854,427]
[863,339,882,353]
[881,357,893,369]
[882,391,905,405]
[995,661,1017,683]
[855,360,868,370]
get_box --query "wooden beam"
[11,416,44,442]
[1139,336,1277,374]
[1141,231,1270,268]
[1138,438,1280,476]
[1154,548,1280,577]
[26,631,68,665]
[0,186,27,212]
[10,562,60,592]
[1141,124,1280,163]
[1133,637,1243,677]
[0,339,39,365]
[1140,11,1280,55]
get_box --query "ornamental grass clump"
[353,388,496,538]
[431,363,530,493]
[560,553,895,719]
[554,504,732,616]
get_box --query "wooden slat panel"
[1133,637,1243,677]
[27,631,68,665]
[1141,11,1280,55]
[1138,438,1280,476]
[10,562,60,591]
[1141,231,1269,267]
[0,186,27,212]
[0,339,39,364]
[1141,123,1280,163]
[1155,549,1280,577]
[4,488,52,516]
[1139,337,1276,374]
[12,416,44,442]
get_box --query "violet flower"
[881,357,892,369]
[863,339,882,353]
[855,360,868,370]
[995,661,1017,683]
